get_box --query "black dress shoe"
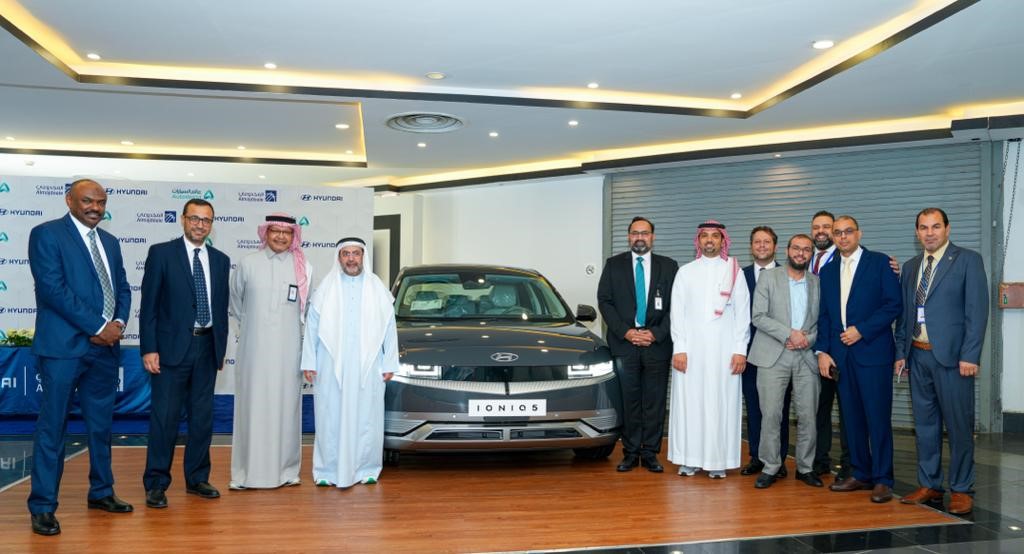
[88,494,134,513]
[186,482,221,498]
[145,489,168,509]
[616,454,640,472]
[31,512,60,536]
[641,454,664,473]
[812,463,831,476]
[754,473,776,489]
[796,471,824,487]
[740,458,765,476]
[776,465,788,479]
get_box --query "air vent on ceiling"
[386,112,465,133]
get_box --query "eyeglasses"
[185,215,213,226]
[629,230,652,237]
[833,228,858,237]
[788,246,813,254]
[267,228,294,236]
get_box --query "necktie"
[913,255,935,338]
[88,229,115,320]
[193,248,211,327]
[635,257,646,327]
[840,257,853,329]
[813,251,824,274]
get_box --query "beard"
[788,255,809,271]
[701,244,721,258]
[630,240,650,255]
[813,235,833,251]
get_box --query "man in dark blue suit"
[740,226,791,478]
[894,208,988,515]
[814,215,901,503]
[27,179,134,535]
[140,198,230,509]
[597,216,678,473]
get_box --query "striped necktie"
[88,229,115,320]
[193,248,211,326]
[913,255,935,338]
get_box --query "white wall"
[376,175,606,330]
[1002,140,1024,413]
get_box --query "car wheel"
[383,449,401,466]
[573,444,615,459]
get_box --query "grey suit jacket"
[748,266,819,373]
[894,242,988,367]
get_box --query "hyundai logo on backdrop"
[301,241,336,249]
[0,208,43,217]
[300,194,344,202]
[105,187,148,196]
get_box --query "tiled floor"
[2,429,1023,552]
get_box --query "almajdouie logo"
[0,182,10,193]
[203,190,214,200]
[0,232,8,242]
[102,211,112,221]
[0,281,7,292]
[298,216,310,226]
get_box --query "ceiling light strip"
[0,146,367,167]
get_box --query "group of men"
[26,178,397,536]
[597,209,988,514]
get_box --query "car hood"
[397,322,609,366]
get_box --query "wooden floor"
[0,442,959,553]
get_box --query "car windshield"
[394,271,571,321]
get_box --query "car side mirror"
[576,304,597,322]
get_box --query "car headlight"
[397,363,442,379]
[567,360,614,379]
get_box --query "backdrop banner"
[0,176,373,400]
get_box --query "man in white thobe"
[229,213,312,489]
[301,237,397,488]
[669,220,750,479]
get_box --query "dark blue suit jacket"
[139,237,230,367]
[28,214,131,358]
[894,242,988,368]
[813,247,902,368]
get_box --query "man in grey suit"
[894,208,988,515]
[748,234,823,489]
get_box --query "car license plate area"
[468,399,547,417]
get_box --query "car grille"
[392,372,613,392]
[440,365,572,382]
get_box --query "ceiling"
[0,0,1021,191]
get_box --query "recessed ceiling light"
[113,170,121,174]
[120,140,134,146]
[568,120,579,127]
[345,150,353,155]
[86,52,101,60]
[417,142,427,148]
[774,154,782,158]
[425,72,446,80]
[4,136,14,141]
[237,145,246,150]
[587,82,599,89]
[264,62,277,70]
[335,123,350,130]
[488,131,499,138]
[24,160,35,166]
[730,92,743,99]
[812,40,835,50]
[187,172,195,177]
[258,175,266,180]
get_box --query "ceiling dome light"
[120,140,134,146]
[773,153,782,158]
[4,136,14,141]
[237,145,246,150]
[335,123,350,130]
[86,52,101,60]
[425,72,446,80]
[345,150,353,155]
[264,62,277,69]
[417,142,427,148]
[187,172,195,177]
[730,92,743,99]
[812,40,835,50]
[568,120,579,127]
[488,131,499,138]
[587,82,599,89]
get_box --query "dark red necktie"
[813,252,824,274]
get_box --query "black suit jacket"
[140,237,231,367]
[597,251,678,359]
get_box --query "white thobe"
[229,248,309,488]
[668,256,751,471]
[300,272,398,488]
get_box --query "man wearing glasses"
[597,216,678,473]
[813,215,901,503]
[140,198,231,509]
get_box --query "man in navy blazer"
[814,215,901,503]
[27,179,133,535]
[894,208,988,515]
[140,198,230,508]
[597,216,678,473]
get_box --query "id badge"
[288,284,299,302]
[654,296,663,311]
[916,306,925,324]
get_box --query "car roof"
[396,264,543,277]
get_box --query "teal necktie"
[635,257,646,327]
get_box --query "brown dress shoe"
[871,484,893,503]
[948,492,973,514]
[900,487,944,505]
[829,476,873,492]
